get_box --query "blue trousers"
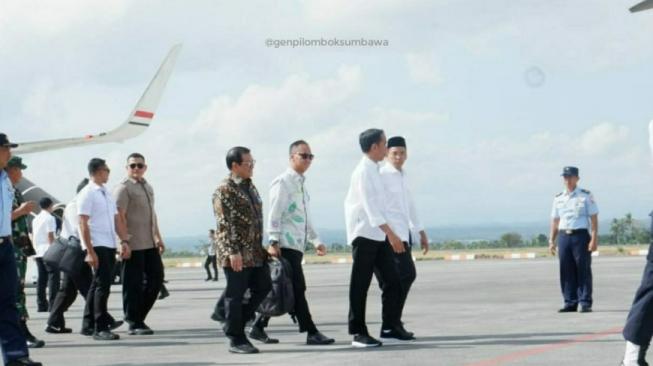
[0,238,29,363]
[558,230,593,307]
[623,243,653,346]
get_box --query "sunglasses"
[240,160,256,167]
[128,163,145,170]
[296,153,315,161]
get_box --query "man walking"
[345,128,412,348]
[204,229,218,281]
[0,133,42,365]
[377,136,430,340]
[78,158,130,341]
[213,146,271,354]
[32,196,59,312]
[249,140,334,346]
[114,153,165,336]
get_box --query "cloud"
[192,65,362,144]
[577,122,630,156]
[405,52,443,86]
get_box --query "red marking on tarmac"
[464,326,623,366]
[134,110,154,119]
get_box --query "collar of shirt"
[563,187,580,197]
[362,155,380,170]
[127,176,147,184]
[230,173,248,186]
[380,162,405,176]
[285,167,305,184]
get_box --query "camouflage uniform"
[11,188,31,320]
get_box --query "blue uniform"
[0,170,29,363]
[623,212,653,347]
[551,187,599,308]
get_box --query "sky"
[2,0,653,238]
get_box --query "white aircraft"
[631,0,653,12]
[12,44,182,209]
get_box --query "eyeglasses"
[128,163,145,170]
[240,160,256,167]
[295,153,315,161]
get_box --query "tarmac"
[21,256,648,366]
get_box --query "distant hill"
[165,221,618,254]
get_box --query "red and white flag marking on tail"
[132,110,155,124]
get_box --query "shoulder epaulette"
[581,189,591,194]
[555,192,563,197]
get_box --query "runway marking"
[463,326,623,366]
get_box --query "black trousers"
[84,247,116,332]
[48,257,93,329]
[557,230,593,307]
[205,255,218,279]
[374,241,416,326]
[223,265,272,344]
[253,248,318,334]
[35,257,61,310]
[0,238,29,363]
[122,248,164,327]
[348,237,402,335]
[624,244,653,346]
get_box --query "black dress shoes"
[229,342,259,354]
[249,326,279,344]
[307,331,335,345]
[558,305,578,313]
[7,357,42,366]
[45,325,73,334]
[93,330,120,341]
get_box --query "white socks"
[623,341,641,366]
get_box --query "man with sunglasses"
[248,140,335,346]
[114,153,165,336]
[78,158,130,341]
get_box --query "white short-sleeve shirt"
[77,181,118,248]
[32,210,56,257]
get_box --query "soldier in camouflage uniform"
[6,156,45,348]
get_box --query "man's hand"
[420,232,429,255]
[120,243,132,260]
[316,244,327,256]
[267,243,281,258]
[85,250,99,270]
[588,238,598,252]
[548,240,557,256]
[230,254,243,272]
[17,201,35,215]
[157,241,166,255]
[388,233,405,254]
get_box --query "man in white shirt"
[345,128,411,348]
[32,197,59,313]
[377,136,429,340]
[78,158,130,341]
[249,140,335,346]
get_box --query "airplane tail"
[14,44,182,154]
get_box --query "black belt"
[559,229,588,235]
[0,235,10,244]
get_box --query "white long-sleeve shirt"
[380,163,424,243]
[267,168,320,253]
[345,156,388,244]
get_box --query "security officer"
[6,156,45,348]
[0,133,42,366]
[548,166,599,313]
